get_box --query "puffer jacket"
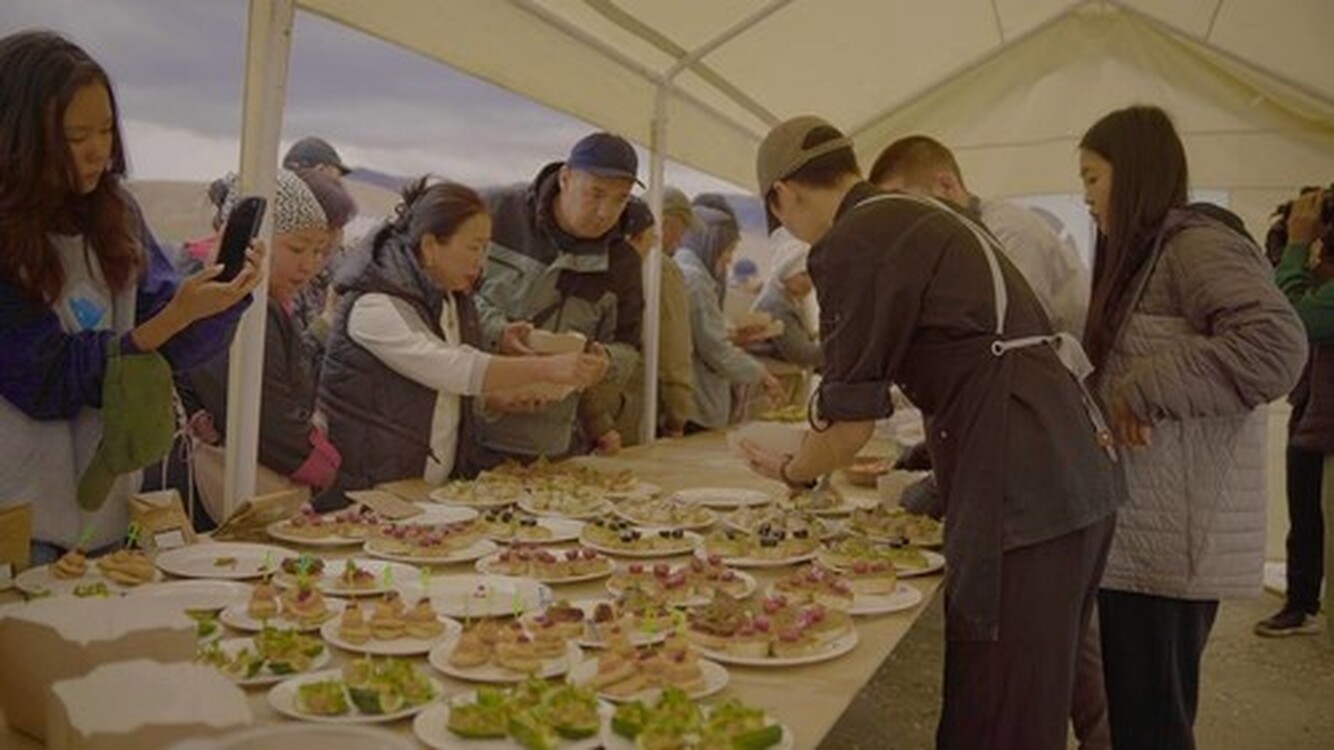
[1096,207,1307,600]
[474,162,643,458]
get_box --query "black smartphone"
[215,195,266,282]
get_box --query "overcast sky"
[1,0,743,195]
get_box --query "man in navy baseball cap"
[283,136,352,178]
[566,132,643,187]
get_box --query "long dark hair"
[1081,105,1189,371]
[378,176,487,254]
[0,30,139,306]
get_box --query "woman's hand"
[169,243,265,324]
[544,351,609,388]
[1109,396,1152,448]
[499,321,535,355]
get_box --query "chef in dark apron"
[741,116,1124,750]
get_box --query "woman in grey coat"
[675,206,781,429]
[1079,105,1307,750]
[750,228,821,369]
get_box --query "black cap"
[283,136,351,175]
[567,132,642,186]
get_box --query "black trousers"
[1099,590,1219,750]
[937,516,1115,750]
[1285,444,1325,614]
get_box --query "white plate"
[604,569,758,608]
[672,488,772,509]
[397,574,551,619]
[363,538,499,566]
[603,481,663,501]
[697,628,859,667]
[722,512,842,541]
[702,548,819,569]
[849,582,923,616]
[174,724,418,750]
[205,636,331,686]
[14,564,159,598]
[580,530,702,559]
[220,597,346,633]
[475,552,615,585]
[276,559,420,598]
[264,520,366,548]
[528,599,669,649]
[612,504,716,531]
[428,635,583,683]
[321,614,461,656]
[129,579,251,612]
[266,668,442,724]
[155,542,291,580]
[601,714,794,750]
[479,517,585,544]
[429,485,525,509]
[413,694,612,750]
[818,549,945,578]
[566,656,728,703]
[409,504,482,525]
[517,497,614,521]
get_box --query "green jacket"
[1274,242,1334,343]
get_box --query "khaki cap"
[755,115,853,197]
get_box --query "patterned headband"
[219,169,328,236]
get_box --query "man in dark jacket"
[473,132,642,463]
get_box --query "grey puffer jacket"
[1096,208,1306,600]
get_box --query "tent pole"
[640,87,668,445]
[223,0,294,516]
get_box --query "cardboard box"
[0,597,195,742]
[47,660,251,750]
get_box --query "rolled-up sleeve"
[812,219,927,424]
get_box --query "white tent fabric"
[293,0,1334,231]
[225,0,1334,507]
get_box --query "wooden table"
[1,432,941,749]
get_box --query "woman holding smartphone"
[0,31,261,563]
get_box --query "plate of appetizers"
[276,558,419,598]
[16,549,161,597]
[267,659,441,724]
[818,539,945,578]
[219,580,345,632]
[364,538,498,566]
[321,596,461,656]
[196,629,330,686]
[475,510,583,544]
[475,546,614,585]
[602,690,793,750]
[565,633,728,703]
[604,558,756,607]
[413,682,612,750]
[580,522,702,559]
[612,497,717,530]
[428,621,583,683]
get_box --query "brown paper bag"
[344,490,424,520]
[374,478,437,505]
[0,503,32,578]
[128,491,197,552]
[209,488,309,543]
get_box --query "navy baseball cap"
[283,136,352,175]
[567,132,643,186]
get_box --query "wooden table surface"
[1,432,941,749]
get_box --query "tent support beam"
[505,0,764,144]
[223,0,294,516]
[640,91,668,445]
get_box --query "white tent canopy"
[223,0,1334,508]
[294,0,1334,228]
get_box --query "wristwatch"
[779,457,818,491]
